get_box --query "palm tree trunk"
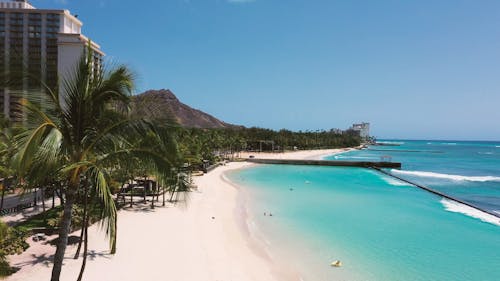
[130,188,133,207]
[33,187,37,206]
[74,181,88,259]
[150,182,154,209]
[143,177,146,203]
[41,186,46,212]
[120,181,126,205]
[169,184,176,202]
[74,220,84,259]
[51,184,55,209]
[56,186,65,206]
[1,178,10,211]
[50,189,75,281]
[0,186,5,211]
[162,185,165,206]
[76,219,89,281]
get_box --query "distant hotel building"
[0,0,103,120]
[351,122,370,140]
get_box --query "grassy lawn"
[14,206,62,232]
[14,203,104,233]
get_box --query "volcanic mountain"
[131,89,239,129]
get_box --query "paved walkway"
[1,198,62,226]
[1,190,41,210]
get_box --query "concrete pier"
[246,158,401,168]
[244,158,499,222]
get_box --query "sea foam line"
[381,176,412,187]
[440,199,500,226]
[391,169,500,183]
[377,141,405,145]
[334,155,373,160]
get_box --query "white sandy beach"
[4,148,350,281]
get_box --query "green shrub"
[47,204,84,231]
[0,220,28,277]
[46,204,104,232]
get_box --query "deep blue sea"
[227,140,500,281]
[329,140,500,216]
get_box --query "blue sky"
[34,0,500,140]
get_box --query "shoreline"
[220,148,355,281]
[4,148,350,281]
[238,147,355,161]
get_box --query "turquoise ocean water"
[227,140,500,281]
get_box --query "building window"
[28,32,41,38]
[47,13,59,20]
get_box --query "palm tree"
[0,116,18,211]
[0,219,11,276]
[15,45,177,281]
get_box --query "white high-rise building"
[351,122,370,140]
[0,0,103,120]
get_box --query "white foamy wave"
[441,199,500,226]
[391,169,500,182]
[334,156,372,160]
[478,152,493,155]
[495,146,500,148]
[381,176,412,187]
[377,141,405,145]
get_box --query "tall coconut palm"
[14,45,177,281]
[0,116,18,211]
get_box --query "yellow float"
[331,260,342,267]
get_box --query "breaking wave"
[334,155,373,160]
[381,176,412,187]
[441,199,500,226]
[377,141,405,145]
[391,169,500,183]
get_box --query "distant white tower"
[351,122,370,139]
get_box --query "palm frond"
[14,122,56,175]
[87,165,117,253]
[36,127,63,166]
